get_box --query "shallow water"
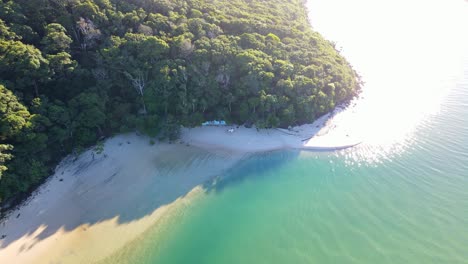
[102,80,468,264]
[100,0,468,263]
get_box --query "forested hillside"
[0,0,360,205]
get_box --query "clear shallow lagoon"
[101,0,468,263]
[102,81,468,264]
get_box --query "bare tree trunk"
[141,99,147,115]
[33,81,39,98]
[125,71,147,115]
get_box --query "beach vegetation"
[0,0,360,205]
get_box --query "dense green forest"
[0,0,360,206]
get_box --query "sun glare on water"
[307,0,468,163]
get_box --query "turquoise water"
[100,1,468,263]
[101,71,468,263]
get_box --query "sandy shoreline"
[0,109,360,263]
[181,110,361,153]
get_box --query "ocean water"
[101,80,468,264]
[100,0,468,263]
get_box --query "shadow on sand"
[0,137,307,258]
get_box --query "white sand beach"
[0,109,360,263]
[181,110,361,153]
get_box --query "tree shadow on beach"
[0,137,242,252]
[0,134,329,256]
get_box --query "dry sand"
[0,109,361,263]
[181,109,361,152]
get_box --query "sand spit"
[0,108,360,263]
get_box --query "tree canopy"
[0,0,360,205]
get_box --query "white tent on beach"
[202,120,227,126]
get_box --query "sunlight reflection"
[307,0,468,163]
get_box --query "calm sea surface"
[101,1,468,263]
